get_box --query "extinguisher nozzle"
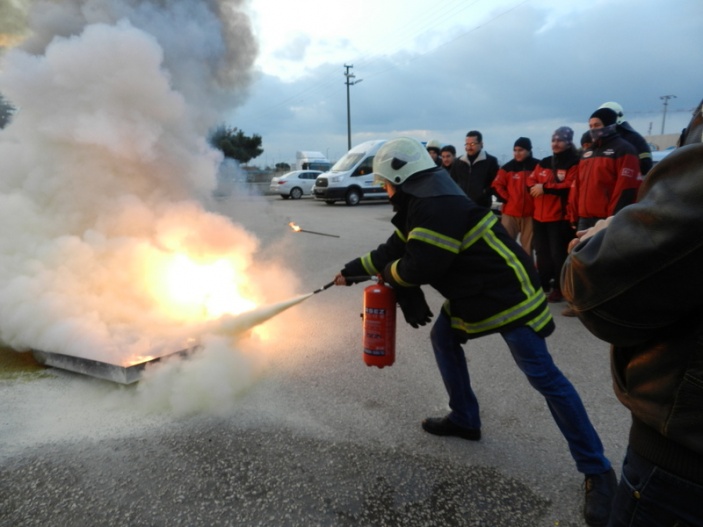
[312,281,336,294]
[312,276,374,295]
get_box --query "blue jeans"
[430,310,611,475]
[608,447,703,527]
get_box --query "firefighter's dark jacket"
[342,166,554,342]
[561,143,703,484]
[619,121,653,176]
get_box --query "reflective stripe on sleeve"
[389,259,415,287]
[360,253,379,276]
[408,228,461,254]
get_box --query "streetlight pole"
[660,94,676,135]
[344,64,362,151]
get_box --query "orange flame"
[289,222,301,232]
[146,252,257,321]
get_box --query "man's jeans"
[608,447,703,527]
[429,310,611,475]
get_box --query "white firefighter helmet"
[599,101,625,125]
[373,137,436,186]
[425,139,442,152]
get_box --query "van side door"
[352,156,384,196]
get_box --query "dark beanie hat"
[581,131,592,146]
[514,137,532,150]
[590,107,618,126]
[553,126,574,144]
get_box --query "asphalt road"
[0,189,630,526]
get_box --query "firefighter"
[333,137,616,527]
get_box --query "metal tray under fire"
[31,347,198,385]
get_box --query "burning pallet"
[31,348,197,385]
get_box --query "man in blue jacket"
[335,137,616,526]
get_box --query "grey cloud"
[230,0,703,166]
[274,33,311,61]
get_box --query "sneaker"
[547,289,564,303]
[421,416,481,441]
[561,305,577,317]
[584,468,617,526]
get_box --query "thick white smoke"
[0,1,301,410]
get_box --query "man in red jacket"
[492,137,538,256]
[569,108,642,231]
[527,127,578,303]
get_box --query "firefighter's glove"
[395,287,433,328]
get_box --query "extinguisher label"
[365,307,387,315]
[364,348,387,356]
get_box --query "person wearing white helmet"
[599,101,653,175]
[425,139,442,166]
[333,137,615,527]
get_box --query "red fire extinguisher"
[362,276,396,368]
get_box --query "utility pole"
[660,94,676,135]
[344,64,362,151]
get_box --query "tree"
[0,92,15,129]
[275,162,291,172]
[209,125,263,165]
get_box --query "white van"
[296,150,332,172]
[312,140,387,206]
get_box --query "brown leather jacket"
[561,143,703,483]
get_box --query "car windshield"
[330,152,364,172]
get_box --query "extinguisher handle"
[345,275,374,285]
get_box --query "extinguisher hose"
[312,275,374,294]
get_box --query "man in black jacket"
[599,101,653,176]
[450,130,499,208]
[562,100,703,526]
[335,137,616,527]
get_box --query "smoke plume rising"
[0,0,300,409]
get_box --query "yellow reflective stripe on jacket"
[461,213,498,250]
[450,211,548,335]
[408,228,461,254]
[526,303,553,333]
[389,259,416,287]
[450,289,547,335]
[360,253,380,276]
[395,228,407,243]
[481,221,534,298]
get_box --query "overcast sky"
[234,0,703,167]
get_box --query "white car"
[269,170,323,199]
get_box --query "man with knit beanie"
[568,107,642,231]
[527,127,578,304]
[492,136,538,255]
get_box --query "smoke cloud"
[0,0,299,410]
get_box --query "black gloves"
[382,261,433,328]
[394,286,434,328]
